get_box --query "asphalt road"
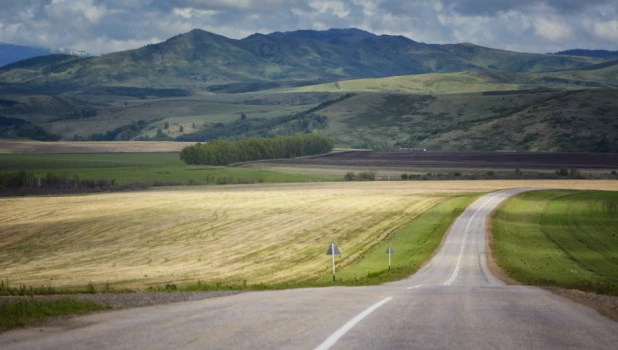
[3,189,618,349]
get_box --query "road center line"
[443,192,504,286]
[406,284,423,290]
[314,297,393,350]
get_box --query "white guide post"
[386,246,394,270]
[327,242,341,282]
[332,242,336,281]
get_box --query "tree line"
[0,171,115,191]
[180,134,334,166]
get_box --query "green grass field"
[282,72,524,94]
[0,153,335,185]
[492,190,618,295]
[0,153,183,170]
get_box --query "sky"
[0,0,617,55]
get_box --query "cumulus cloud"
[534,18,573,42]
[591,20,618,41]
[439,0,615,16]
[0,0,615,54]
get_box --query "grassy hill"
[282,61,618,94]
[0,28,605,92]
[314,89,618,152]
[0,28,616,153]
[176,89,618,152]
[1,86,617,152]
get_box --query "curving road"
[3,189,618,349]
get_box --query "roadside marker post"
[386,246,393,270]
[326,242,341,281]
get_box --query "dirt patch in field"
[0,141,194,154]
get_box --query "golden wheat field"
[1,180,617,289]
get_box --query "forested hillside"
[0,28,604,92]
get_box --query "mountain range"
[0,43,90,67]
[0,28,607,93]
[0,28,616,153]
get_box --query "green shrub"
[358,171,376,181]
[216,175,232,185]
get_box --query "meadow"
[281,72,525,94]
[492,189,618,295]
[2,181,618,291]
[0,153,333,186]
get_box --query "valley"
[0,28,616,153]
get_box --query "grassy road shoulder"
[319,193,478,285]
[0,298,107,332]
[492,190,618,295]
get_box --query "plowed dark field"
[271,151,618,170]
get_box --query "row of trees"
[180,134,334,166]
[0,171,115,191]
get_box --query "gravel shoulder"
[544,287,618,323]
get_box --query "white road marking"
[314,297,393,350]
[406,284,423,290]
[443,193,505,286]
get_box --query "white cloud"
[592,20,618,41]
[534,18,573,42]
[308,0,350,18]
[0,0,615,54]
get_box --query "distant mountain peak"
[0,28,610,91]
[272,27,376,45]
[0,42,90,67]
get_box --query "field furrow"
[0,183,463,289]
